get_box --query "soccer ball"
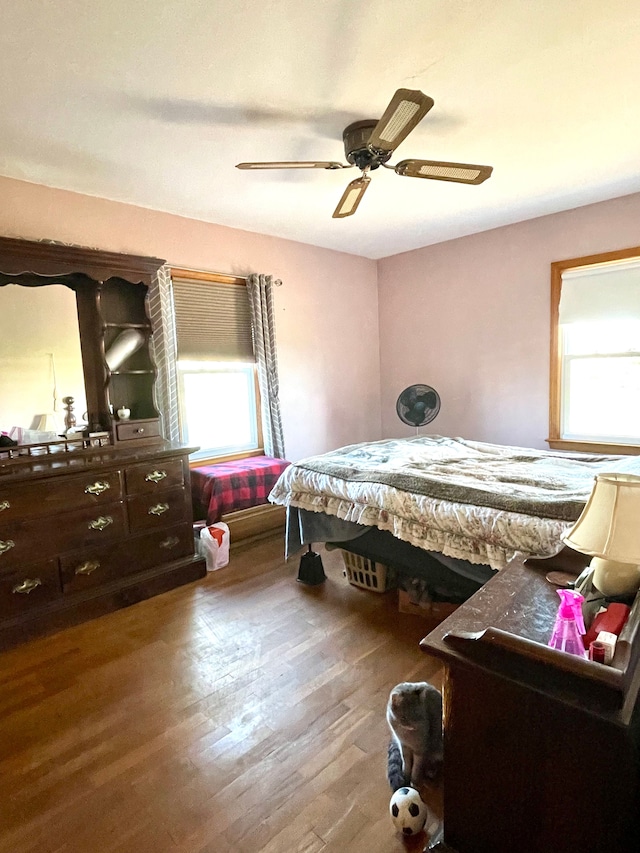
[389,786,428,836]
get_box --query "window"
[171,269,262,462]
[549,248,640,454]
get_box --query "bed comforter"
[269,436,640,569]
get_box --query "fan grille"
[396,384,441,428]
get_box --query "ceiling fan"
[236,88,493,219]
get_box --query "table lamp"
[562,473,640,597]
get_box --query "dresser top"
[0,441,197,484]
[420,558,640,724]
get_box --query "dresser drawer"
[127,488,189,533]
[125,457,185,495]
[60,523,195,593]
[0,502,127,569]
[115,419,161,443]
[0,559,61,619]
[0,470,124,523]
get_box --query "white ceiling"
[2,1,640,260]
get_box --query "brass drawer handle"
[145,470,167,484]
[0,539,16,556]
[0,499,10,512]
[75,560,101,576]
[12,577,42,595]
[148,502,170,516]
[88,515,113,531]
[160,535,180,549]
[85,481,111,496]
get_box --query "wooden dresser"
[0,236,210,648]
[421,559,640,853]
[0,442,205,648]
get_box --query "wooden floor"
[0,537,444,853]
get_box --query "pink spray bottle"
[548,589,588,658]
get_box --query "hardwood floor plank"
[313,799,372,848]
[234,793,336,853]
[0,537,443,853]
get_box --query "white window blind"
[559,258,640,324]
[172,275,254,362]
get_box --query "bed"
[269,435,640,599]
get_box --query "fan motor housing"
[343,120,391,171]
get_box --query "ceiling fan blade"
[332,176,371,219]
[368,89,434,154]
[394,159,493,185]
[236,160,347,170]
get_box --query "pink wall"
[378,192,640,448]
[5,173,640,458]
[0,176,381,462]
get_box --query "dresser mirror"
[0,236,166,452]
[0,282,86,441]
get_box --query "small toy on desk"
[389,786,428,836]
[548,588,587,658]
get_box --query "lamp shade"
[562,473,640,564]
[35,413,57,433]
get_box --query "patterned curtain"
[148,264,181,442]
[247,274,286,459]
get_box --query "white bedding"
[269,436,640,570]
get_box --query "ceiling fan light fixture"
[332,176,371,219]
[395,159,493,184]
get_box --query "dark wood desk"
[420,559,640,853]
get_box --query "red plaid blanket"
[191,456,290,523]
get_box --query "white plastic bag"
[199,522,230,571]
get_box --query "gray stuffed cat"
[386,681,443,791]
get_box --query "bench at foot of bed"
[191,455,290,539]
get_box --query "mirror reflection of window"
[0,284,86,435]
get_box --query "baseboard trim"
[221,503,285,546]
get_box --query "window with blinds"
[172,274,254,362]
[171,269,262,462]
[549,250,640,453]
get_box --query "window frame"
[549,246,640,455]
[170,267,264,466]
